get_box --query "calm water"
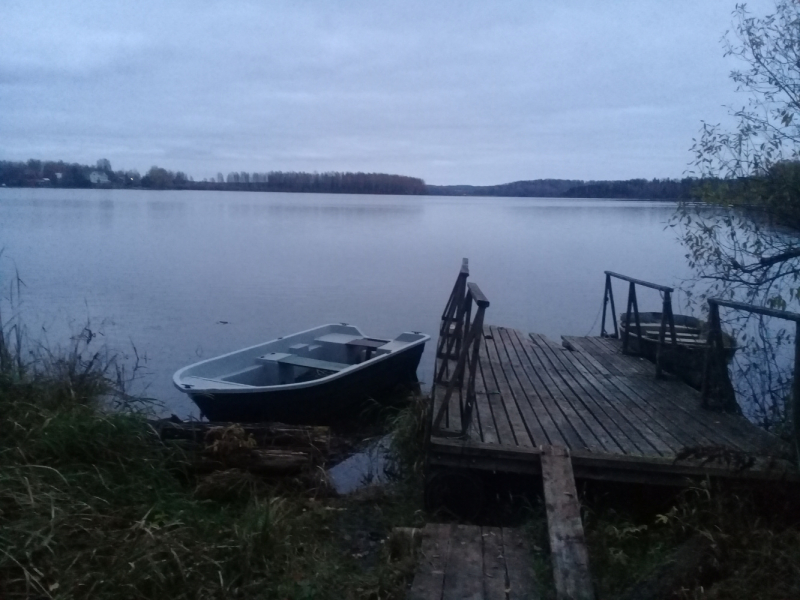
[0,188,691,417]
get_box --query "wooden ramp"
[541,446,594,600]
[407,524,537,600]
[430,325,796,485]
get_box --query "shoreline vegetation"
[0,268,798,597]
[1,157,699,200]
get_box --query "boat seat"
[278,355,350,372]
[255,352,349,372]
[179,375,254,389]
[314,333,363,345]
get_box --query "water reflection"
[0,188,691,417]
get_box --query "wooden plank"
[502,528,539,600]
[519,332,617,454]
[566,337,756,452]
[541,446,595,600]
[501,327,582,449]
[558,338,689,455]
[580,337,754,451]
[488,326,551,447]
[507,329,600,452]
[479,334,518,446]
[552,339,677,456]
[407,523,453,600]
[589,336,782,453]
[482,329,532,447]
[481,527,508,600]
[426,436,798,482]
[528,332,650,457]
[442,525,485,600]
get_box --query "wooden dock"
[407,524,538,600]
[427,263,796,489]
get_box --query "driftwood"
[151,419,330,452]
[150,420,331,477]
[193,449,314,475]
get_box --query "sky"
[0,0,777,185]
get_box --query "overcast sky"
[0,0,776,185]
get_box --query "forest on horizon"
[0,157,698,200]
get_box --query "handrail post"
[623,282,642,355]
[601,273,619,338]
[601,273,610,337]
[431,275,490,438]
[622,284,633,354]
[461,303,487,435]
[434,259,469,385]
[432,287,474,432]
[655,290,676,378]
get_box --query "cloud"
[0,0,778,184]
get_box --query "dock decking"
[407,524,538,600]
[430,325,794,485]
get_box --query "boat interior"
[620,312,709,346]
[176,324,427,389]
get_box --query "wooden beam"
[407,524,453,600]
[541,446,595,600]
[442,525,484,600]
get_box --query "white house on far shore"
[89,171,110,185]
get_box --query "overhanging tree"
[676,1,800,434]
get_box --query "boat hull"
[619,312,736,390]
[189,343,424,423]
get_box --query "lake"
[0,188,691,417]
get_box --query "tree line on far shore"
[0,156,717,200]
[0,160,427,196]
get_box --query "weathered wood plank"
[520,333,618,454]
[442,525,485,600]
[481,527,507,600]
[529,332,649,457]
[488,326,551,447]
[407,523,453,600]
[479,334,517,447]
[550,340,673,456]
[502,327,582,449]
[427,436,797,483]
[541,446,595,600]
[502,528,539,600]
[566,337,753,452]
[483,329,533,447]
[508,329,601,452]
[559,338,689,455]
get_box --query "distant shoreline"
[1,158,700,200]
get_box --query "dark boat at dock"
[173,324,429,423]
[620,311,737,389]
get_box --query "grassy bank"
[0,322,427,599]
[2,307,799,599]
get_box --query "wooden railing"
[432,259,490,437]
[600,271,678,378]
[704,298,800,463]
